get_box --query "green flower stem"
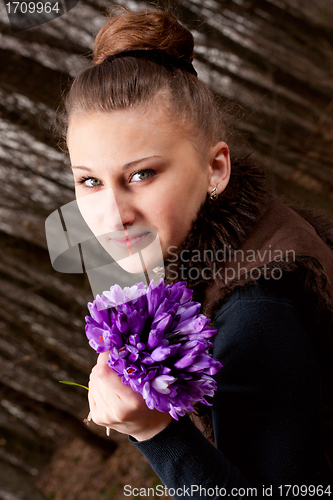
[59,381,89,391]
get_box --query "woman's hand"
[88,351,173,441]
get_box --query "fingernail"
[83,412,92,426]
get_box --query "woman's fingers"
[87,353,173,440]
[91,351,113,380]
[88,356,143,424]
[88,372,106,426]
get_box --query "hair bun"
[93,9,194,66]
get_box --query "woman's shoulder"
[211,273,320,367]
[211,275,321,403]
[213,273,307,321]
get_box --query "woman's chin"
[97,232,165,277]
[116,250,164,276]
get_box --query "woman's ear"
[207,141,231,197]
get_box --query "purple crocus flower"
[85,279,222,419]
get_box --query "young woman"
[56,7,333,498]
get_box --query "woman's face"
[67,106,228,273]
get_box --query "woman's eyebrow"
[71,165,93,171]
[122,155,163,171]
[71,156,163,173]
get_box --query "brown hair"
[55,7,233,157]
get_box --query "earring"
[209,186,218,200]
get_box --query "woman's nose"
[106,190,136,231]
[77,188,135,235]
[100,188,125,231]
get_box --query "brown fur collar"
[164,155,268,305]
[164,155,333,323]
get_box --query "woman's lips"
[109,232,151,249]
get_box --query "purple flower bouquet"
[85,279,222,420]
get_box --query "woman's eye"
[130,169,155,183]
[78,177,102,187]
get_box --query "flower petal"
[151,375,177,394]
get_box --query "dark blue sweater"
[130,278,328,499]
